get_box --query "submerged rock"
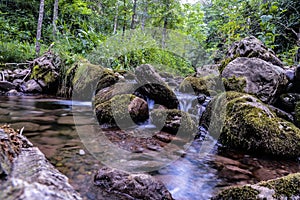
[150,109,197,136]
[93,167,173,200]
[201,92,300,158]
[213,173,300,200]
[222,57,288,104]
[95,94,149,127]
[0,125,81,200]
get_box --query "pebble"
[79,149,85,155]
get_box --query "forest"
[0,0,299,73]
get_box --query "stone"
[0,126,82,200]
[150,109,197,136]
[0,81,16,91]
[201,92,300,158]
[20,79,43,93]
[212,173,300,200]
[93,167,173,200]
[225,36,284,68]
[10,122,41,132]
[95,94,149,127]
[135,64,179,109]
[222,57,288,104]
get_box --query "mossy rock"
[72,60,118,100]
[213,173,300,200]
[95,94,149,127]
[93,82,138,106]
[202,92,300,158]
[222,76,247,93]
[179,76,224,96]
[150,109,197,136]
[295,101,300,127]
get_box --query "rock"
[212,173,300,200]
[268,105,294,123]
[219,165,252,181]
[201,92,300,158]
[93,167,173,200]
[0,81,16,91]
[95,94,149,127]
[150,109,197,136]
[0,125,82,200]
[71,60,118,100]
[225,36,284,68]
[6,89,20,96]
[276,93,300,112]
[135,64,179,109]
[20,79,43,93]
[222,57,288,104]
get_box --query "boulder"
[93,167,173,200]
[71,60,118,100]
[201,92,300,158]
[150,109,197,135]
[212,173,300,200]
[0,125,82,200]
[225,36,284,68]
[20,79,43,93]
[95,94,149,127]
[135,64,179,109]
[222,57,288,104]
[0,81,16,91]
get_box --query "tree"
[35,0,45,56]
[52,0,59,37]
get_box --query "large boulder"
[150,109,197,135]
[212,173,300,200]
[70,60,118,100]
[95,94,149,127]
[135,64,179,109]
[93,167,173,200]
[222,57,288,104]
[225,36,284,68]
[201,92,300,158]
[0,125,81,200]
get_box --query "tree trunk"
[122,0,126,37]
[130,0,137,29]
[142,0,148,30]
[35,0,45,57]
[113,4,119,34]
[162,1,169,48]
[52,0,59,37]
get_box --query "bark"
[162,1,170,48]
[130,0,137,29]
[113,4,119,34]
[52,0,59,37]
[35,0,45,57]
[122,0,126,37]
[141,0,148,31]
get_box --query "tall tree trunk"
[113,4,119,34]
[130,0,137,29]
[122,0,126,37]
[141,2,148,31]
[35,0,45,57]
[52,0,59,37]
[162,1,169,48]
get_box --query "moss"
[150,109,197,136]
[212,185,260,200]
[294,101,300,127]
[259,173,300,198]
[222,76,247,92]
[72,60,118,100]
[95,94,148,127]
[203,91,300,158]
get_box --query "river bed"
[0,95,299,199]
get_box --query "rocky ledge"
[0,125,82,200]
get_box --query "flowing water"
[0,95,299,200]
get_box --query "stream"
[0,94,299,200]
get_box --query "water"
[0,95,298,199]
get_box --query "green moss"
[295,101,300,127]
[72,60,118,99]
[203,92,300,157]
[213,185,259,200]
[222,76,247,92]
[95,94,148,126]
[259,173,300,198]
